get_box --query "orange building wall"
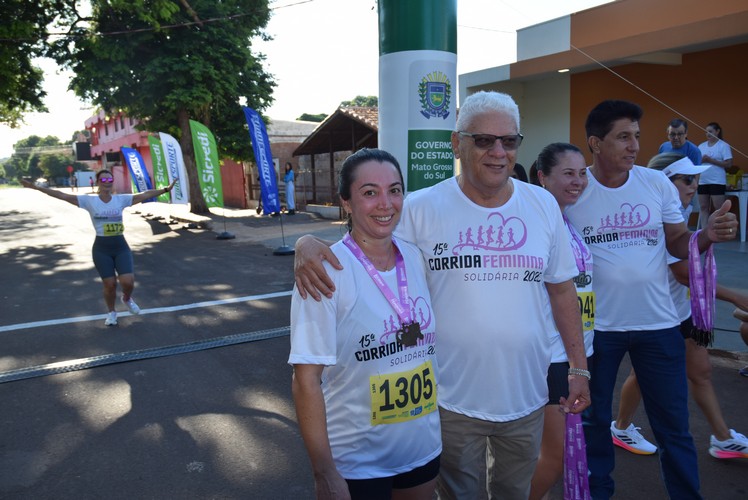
[570,43,748,170]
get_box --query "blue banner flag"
[122,147,155,201]
[243,107,280,214]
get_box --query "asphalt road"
[1,187,746,499]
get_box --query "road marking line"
[0,290,293,332]
[0,326,291,384]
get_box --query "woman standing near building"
[697,122,733,229]
[284,161,296,215]
[22,170,175,326]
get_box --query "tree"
[5,135,65,179]
[38,153,80,181]
[50,0,275,214]
[340,95,378,107]
[297,113,327,123]
[0,0,78,127]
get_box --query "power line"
[0,0,315,43]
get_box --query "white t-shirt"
[548,219,595,363]
[667,204,693,321]
[395,177,578,422]
[289,237,441,480]
[698,140,732,185]
[565,166,683,331]
[77,194,134,237]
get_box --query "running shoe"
[104,311,118,326]
[611,421,657,455]
[709,430,748,459]
[122,296,141,315]
[740,366,748,377]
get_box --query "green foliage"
[37,153,77,180]
[0,0,78,127]
[49,0,275,213]
[340,95,378,107]
[297,113,327,123]
[4,135,66,178]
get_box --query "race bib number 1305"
[370,360,437,425]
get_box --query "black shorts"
[697,184,726,195]
[546,361,570,405]
[345,455,440,499]
[679,316,694,340]
[546,356,593,405]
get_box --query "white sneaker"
[709,429,748,459]
[611,421,657,455]
[104,311,118,326]
[122,296,141,315]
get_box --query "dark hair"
[528,161,539,186]
[285,161,293,170]
[96,169,113,181]
[668,118,688,131]
[533,143,583,186]
[585,100,643,144]
[706,122,723,139]
[511,163,528,182]
[338,148,403,201]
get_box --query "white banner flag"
[158,132,189,204]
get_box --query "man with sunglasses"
[565,101,738,500]
[21,170,176,326]
[293,91,589,499]
[658,118,702,166]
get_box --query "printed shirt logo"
[453,212,527,253]
[597,203,650,233]
[582,202,659,247]
[419,71,451,119]
[426,212,546,276]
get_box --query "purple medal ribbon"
[563,215,589,274]
[564,412,591,500]
[342,233,413,324]
[688,230,716,341]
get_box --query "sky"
[0,0,611,159]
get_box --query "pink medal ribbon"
[342,233,413,325]
[688,230,716,346]
[563,214,589,274]
[564,412,591,500]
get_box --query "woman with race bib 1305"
[289,148,440,500]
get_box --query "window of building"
[121,115,125,129]
[114,119,118,132]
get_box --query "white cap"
[661,156,709,178]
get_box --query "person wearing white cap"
[612,153,748,461]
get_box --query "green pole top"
[379,0,457,55]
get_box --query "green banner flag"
[147,135,171,202]
[189,120,224,208]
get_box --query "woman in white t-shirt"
[289,149,440,500]
[22,170,175,326]
[697,122,733,229]
[529,143,594,499]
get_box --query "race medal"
[397,321,423,347]
[370,360,437,425]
